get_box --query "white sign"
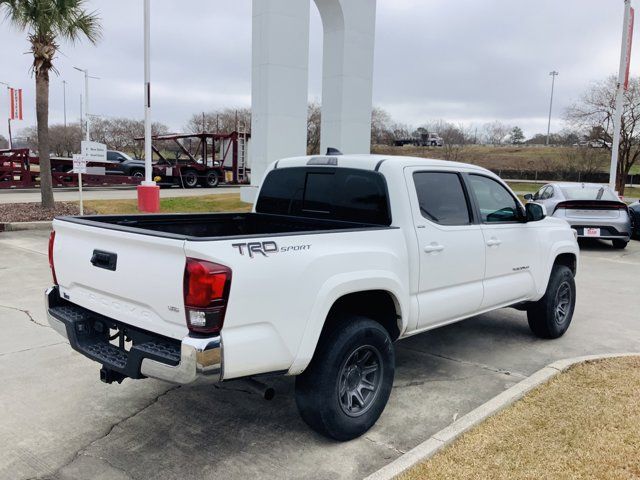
[72,154,87,174]
[81,141,107,162]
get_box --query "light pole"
[73,66,99,142]
[137,0,160,212]
[62,80,67,128]
[609,0,634,191]
[546,71,559,146]
[0,81,11,148]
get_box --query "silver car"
[525,182,632,249]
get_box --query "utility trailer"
[139,130,251,188]
[0,148,142,189]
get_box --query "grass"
[399,356,640,480]
[84,193,251,215]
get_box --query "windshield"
[560,186,619,201]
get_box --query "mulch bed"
[0,202,94,223]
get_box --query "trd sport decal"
[232,241,311,258]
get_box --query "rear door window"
[413,172,471,225]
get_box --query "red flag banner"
[624,7,635,90]
[9,88,23,120]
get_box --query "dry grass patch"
[400,356,640,480]
[84,193,251,215]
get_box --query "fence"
[495,169,637,186]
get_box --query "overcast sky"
[0,0,635,140]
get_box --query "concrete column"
[242,0,310,203]
[314,0,376,155]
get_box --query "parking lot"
[1,230,638,480]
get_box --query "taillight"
[48,230,58,285]
[183,258,231,335]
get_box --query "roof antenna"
[326,147,343,155]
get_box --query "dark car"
[106,150,147,178]
[629,200,640,239]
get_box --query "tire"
[181,170,198,188]
[130,169,144,179]
[612,239,628,249]
[527,265,576,339]
[295,316,395,441]
[203,170,220,188]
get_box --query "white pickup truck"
[46,154,579,440]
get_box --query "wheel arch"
[323,290,402,342]
[553,252,577,276]
[288,275,407,376]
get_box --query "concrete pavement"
[0,186,240,204]
[0,230,638,480]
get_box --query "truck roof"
[273,154,493,175]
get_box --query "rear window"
[560,186,619,201]
[256,167,391,225]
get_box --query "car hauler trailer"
[0,130,250,190]
[137,130,250,188]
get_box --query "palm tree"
[1,0,100,209]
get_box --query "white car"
[46,154,579,440]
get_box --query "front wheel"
[527,265,576,339]
[295,317,394,441]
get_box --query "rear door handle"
[424,243,445,253]
[486,238,502,247]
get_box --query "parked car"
[629,200,640,239]
[46,155,579,440]
[105,150,147,178]
[525,182,632,249]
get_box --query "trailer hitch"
[100,367,126,384]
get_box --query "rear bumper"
[570,224,631,241]
[45,287,222,384]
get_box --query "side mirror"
[523,193,533,201]
[525,202,546,222]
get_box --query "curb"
[364,352,640,480]
[0,221,52,232]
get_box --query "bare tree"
[565,75,640,193]
[307,101,322,154]
[185,108,251,134]
[89,117,168,158]
[482,121,512,145]
[371,106,394,145]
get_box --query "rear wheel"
[130,169,144,179]
[203,170,220,188]
[295,316,394,441]
[612,239,628,249]
[181,170,198,188]
[527,265,576,339]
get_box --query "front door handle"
[486,238,502,247]
[424,243,445,253]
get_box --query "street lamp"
[62,80,67,128]
[546,71,559,146]
[0,81,13,148]
[73,66,100,141]
[136,0,160,213]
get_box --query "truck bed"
[57,212,389,240]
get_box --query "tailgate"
[52,219,188,340]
